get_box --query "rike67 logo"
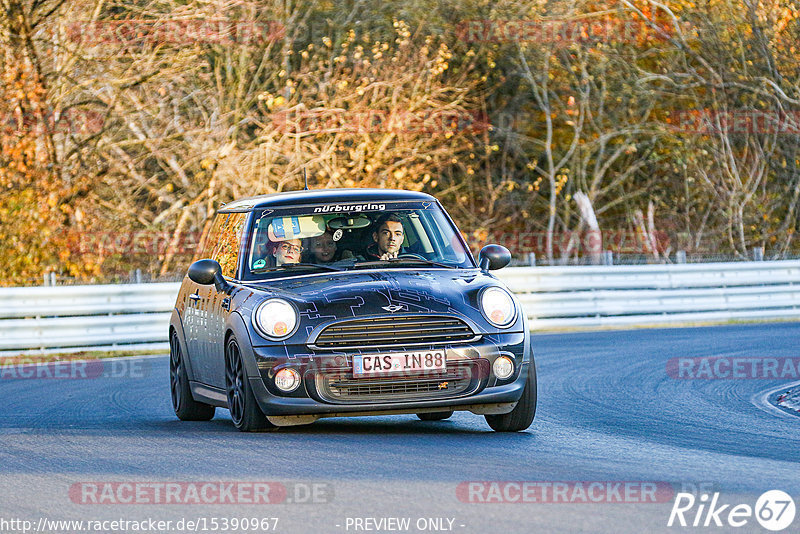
[668,490,796,531]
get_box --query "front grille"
[312,315,477,349]
[315,364,478,404]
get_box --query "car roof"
[218,188,437,212]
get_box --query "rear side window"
[199,212,248,279]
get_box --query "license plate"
[352,350,446,378]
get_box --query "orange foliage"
[0,61,99,284]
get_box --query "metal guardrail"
[1,261,799,355]
[497,260,800,329]
[0,283,179,355]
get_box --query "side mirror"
[188,259,231,293]
[478,244,512,271]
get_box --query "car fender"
[227,311,261,379]
[522,312,532,363]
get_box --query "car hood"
[237,268,521,339]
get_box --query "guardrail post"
[676,250,686,264]
[603,250,613,266]
[527,253,536,266]
[751,247,764,261]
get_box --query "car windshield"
[242,200,474,279]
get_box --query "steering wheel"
[396,252,426,261]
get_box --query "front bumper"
[247,332,531,420]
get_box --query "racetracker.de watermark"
[0,356,150,380]
[69,482,332,505]
[489,230,670,256]
[673,110,800,134]
[666,357,800,379]
[456,18,674,44]
[1,108,104,136]
[66,20,285,46]
[61,229,202,256]
[270,109,490,135]
[456,481,675,503]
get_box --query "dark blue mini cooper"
[169,189,536,432]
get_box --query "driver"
[365,213,404,260]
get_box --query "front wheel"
[485,359,537,432]
[225,336,276,432]
[170,331,215,421]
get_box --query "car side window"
[199,212,247,279]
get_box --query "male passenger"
[365,213,404,260]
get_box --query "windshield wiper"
[389,257,459,268]
[355,257,458,269]
[252,262,344,273]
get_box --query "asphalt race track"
[1,323,799,533]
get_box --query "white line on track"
[751,379,800,420]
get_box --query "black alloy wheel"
[225,337,275,432]
[170,331,215,421]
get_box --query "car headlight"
[480,287,517,328]
[254,298,298,339]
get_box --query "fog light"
[493,356,514,379]
[274,368,301,392]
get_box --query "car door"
[182,276,203,371]
[183,213,230,385]
[205,287,234,388]
[191,283,216,383]
[205,211,248,388]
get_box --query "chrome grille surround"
[309,314,479,350]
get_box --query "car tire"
[170,331,216,421]
[225,336,276,432]
[484,358,537,432]
[417,410,454,421]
